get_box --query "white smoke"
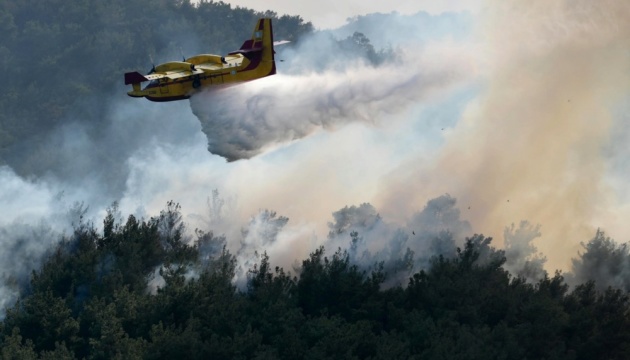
[323,195,472,287]
[189,33,475,161]
[503,221,547,283]
[0,167,96,315]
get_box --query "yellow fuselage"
[125,18,276,102]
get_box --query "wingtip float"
[124,18,287,102]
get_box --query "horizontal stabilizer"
[273,40,290,46]
[229,39,263,56]
[124,72,149,85]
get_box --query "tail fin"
[258,18,275,67]
[233,18,276,76]
[258,18,275,75]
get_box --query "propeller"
[148,54,156,74]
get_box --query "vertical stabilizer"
[258,18,275,74]
[236,18,276,76]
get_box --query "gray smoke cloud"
[503,221,547,283]
[0,221,56,311]
[0,167,95,315]
[322,195,471,287]
[184,191,473,288]
[568,230,630,292]
[333,11,474,49]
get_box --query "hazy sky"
[215,0,481,28]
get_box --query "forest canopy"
[1,201,629,359]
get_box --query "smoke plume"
[189,31,474,161]
[0,167,94,313]
[377,0,630,270]
[323,194,472,287]
[503,221,546,283]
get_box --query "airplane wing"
[125,71,163,85]
[191,54,243,72]
[151,67,204,80]
[195,64,224,72]
[146,74,167,81]
[125,69,204,86]
[163,68,204,80]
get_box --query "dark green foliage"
[297,246,384,322]
[1,203,630,358]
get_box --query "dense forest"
[0,202,629,359]
[1,0,630,358]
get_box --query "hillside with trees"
[1,202,629,359]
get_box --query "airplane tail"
[258,18,276,75]
[232,18,276,77]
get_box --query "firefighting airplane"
[124,18,285,102]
